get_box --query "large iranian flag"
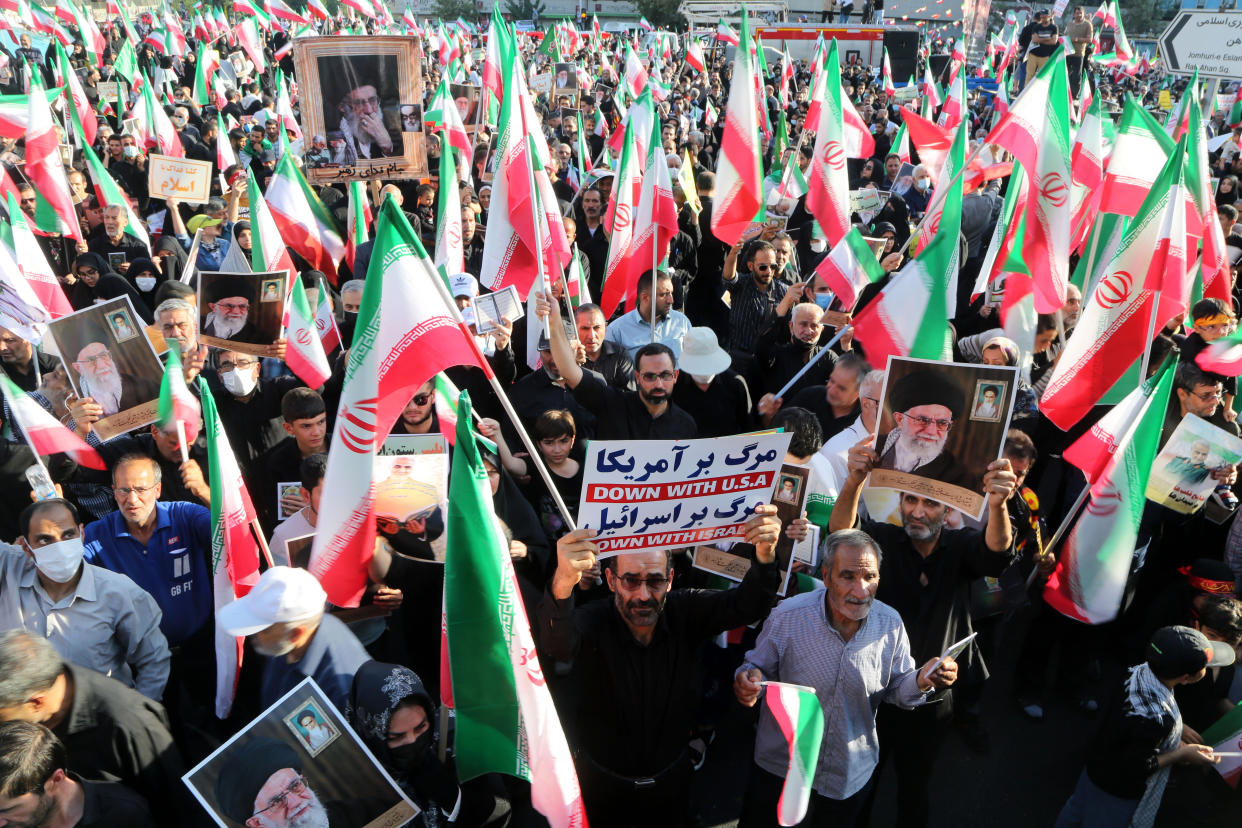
[806,39,852,246]
[1098,98,1175,217]
[444,392,587,827]
[1044,355,1174,624]
[1040,143,1183,430]
[626,111,678,303]
[265,153,345,283]
[197,378,262,717]
[599,98,644,317]
[0,374,105,470]
[246,168,299,277]
[283,279,332,388]
[984,47,1073,314]
[763,682,825,827]
[1,192,75,319]
[710,9,762,247]
[309,199,491,607]
[345,180,371,275]
[434,140,464,278]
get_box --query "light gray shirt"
[604,308,692,361]
[740,590,926,799]
[0,545,170,700]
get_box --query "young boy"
[1180,297,1238,419]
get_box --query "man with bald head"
[538,507,784,826]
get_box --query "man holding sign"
[537,507,783,827]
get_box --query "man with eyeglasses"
[830,437,1018,826]
[537,505,784,827]
[1166,363,1241,447]
[213,736,385,828]
[1178,298,1239,422]
[336,80,398,160]
[873,368,976,491]
[537,291,696,440]
[209,347,303,472]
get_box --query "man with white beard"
[202,275,263,344]
[71,341,159,417]
[213,737,385,828]
[337,79,399,160]
[875,369,975,491]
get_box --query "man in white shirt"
[820,370,886,490]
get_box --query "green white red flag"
[444,392,587,827]
[434,140,464,278]
[0,374,104,470]
[310,199,492,607]
[283,279,332,388]
[197,378,262,717]
[763,682,825,826]
[1201,702,1242,787]
[1,192,75,319]
[314,279,342,354]
[24,74,81,241]
[806,39,852,246]
[1098,98,1175,217]
[156,347,202,445]
[625,109,678,303]
[246,168,299,277]
[815,227,885,310]
[345,180,371,275]
[1196,328,1242,376]
[599,102,642,317]
[1044,355,1174,624]
[265,153,345,283]
[710,8,762,247]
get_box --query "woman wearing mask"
[65,252,153,321]
[125,258,166,303]
[349,662,511,827]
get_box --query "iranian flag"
[882,50,896,96]
[566,250,590,309]
[0,374,105,470]
[1098,98,1175,217]
[1187,85,1232,304]
[444,392,587,827]
[24,74,81,241]
[1040,144,1184,430]
[197,379,262,717]
[434,141,464,278]
[893,120,910,164]
[1202,703,1242,788]
[345,181,371,275]
[711,10,762,247]
[54,42,98,147]
[216,112,238,171]
[265,153,345,283]
[715,18,739,45]
[81,143,150,257]
[624,43,648,98]
[816,227,885,310]
[309,199,492,607]
[268,0,309,23]
[156,347,202,445]
[686,38,706,73]
[246,168,299,278]
[625,114,678,304]
[2,193,75,319]
[806,40,852,246]
[235,18,267,73]
[898,106,954,181]
[1198,324,1242,376]
[314,279,342,354]
[984,47,1073,314]
[283,278,332,388]
[1044,355,1175,624]
[763,682,825,827]
[599,103,643,317]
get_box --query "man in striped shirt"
[733,529,957,826]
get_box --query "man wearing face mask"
[761,302,836,398]
[902,165,934,218]
[672,327,752,438]
[217,566,371,711]
[209,348,303,471]
[337,280,364,349]
[0,499,170,700]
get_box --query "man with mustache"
[733,529,959,824]
[829,439,1018,827]
[203,275,263,344]
[875,368,975,491]
[72,341,157,417]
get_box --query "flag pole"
[773,325,852,399]
[1137,290,1161,382]
[174,419,190,464]
[250,518,275,568]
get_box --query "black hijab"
[348,661,437,779]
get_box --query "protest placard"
[578,432,792,557]
[183,678,417,828]
[1146,413,1242,515]
[373,434,448,562]
[148,154,213,204]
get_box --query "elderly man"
[0,498,169,700]
[734,529,958,825]
[214,737,385,828]
[72,342,151,417]
[538,507,783,827]
[762,302,832,398]
[875,368,976,491]
[87,205,146,271]
[203,274,262,343]
[764,353,868,441]
[830,439,1018,826]
[338,79,398,159]
[217,566,371,711]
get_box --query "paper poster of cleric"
[448,83,481,132]
[693,462,807,596]
[197,271,287,356]
[293,37,428,183]
[1146,414,1242,515]
[184,677,417,828]
[552,62,581,107]
[46,296,164,442]
[869,357,1018,519]
[372,435,449,562]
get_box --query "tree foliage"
[633,0,685,29]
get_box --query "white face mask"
[135,276,157,292]
[31,537,85,583]
[220,367,257,396]
[691,373,716,385]
[809,238,827,254]
[916,177,931,191]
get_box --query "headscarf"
[348,661,436,776]
[217,219,252,273]
[125,257,166,300]
[92,272,154,322]
[154,234,190,280]
[66,252,119,311]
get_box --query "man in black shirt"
[830,439,1018,827]
[539,293,697,441]
[575,303,635,390]
[537,508,783,827]
[1023,9,1060,90]
[0,327,60,392]
[761,352,868,441]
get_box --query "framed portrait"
[293,36,428,182]
[969,379,1007,422]
[47,297,164,442]
[398,103,423,132]
[448,83,481,132]
[869,356,1018,519]
[197,271,288,356]
[282,698,341,758]
[184,678,417,828]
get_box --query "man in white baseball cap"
[217,566,370,711]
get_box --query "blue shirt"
[261,613,370,712]
[83,501,213,647]
[604,308,692,362]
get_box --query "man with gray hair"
[0,630,187,815]
[819,369,886,488]
[734,529,957,824]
